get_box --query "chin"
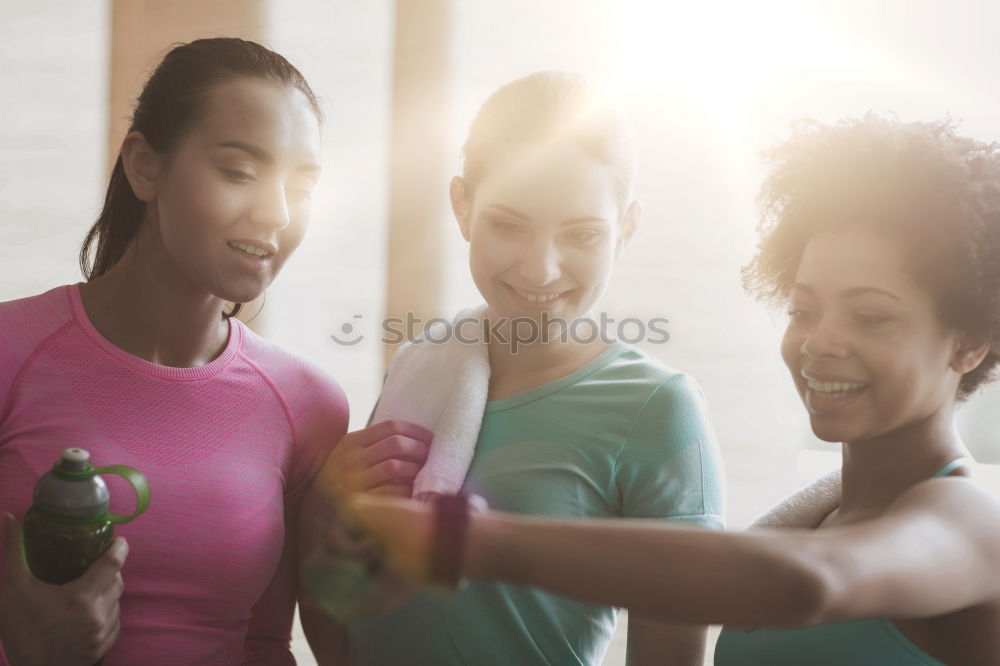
[807,415,870,444]
[809,425,847,443]
[213,281,268,307]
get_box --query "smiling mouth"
[506,284,569,304]
[801,376,871,414]
[228,241,273,260]
[805,378,870,399]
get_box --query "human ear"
[615,200,642,259]
[119,131,162,202]
[450,176,472,242]
[950,329,991,374]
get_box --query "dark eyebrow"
[217,141,321,174]
[790,283,901,302]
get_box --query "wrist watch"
[429,493,485,587]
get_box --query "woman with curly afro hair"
[340,114,1000,666]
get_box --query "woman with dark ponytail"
[0,37,428,665]
[78,37,322,317]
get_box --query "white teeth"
[513,288,562,303]
[229,241,269,257]
[806,378,867,394]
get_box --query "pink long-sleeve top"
[0,284,349,665]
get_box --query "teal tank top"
[714,458,970,666]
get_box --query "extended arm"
[464,478,1000,626]
[350,477,1000,628]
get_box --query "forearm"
[466,513,829,627]
[298,604,348,666]
[626,615,707,666]
[0,586,17,651]
[243,638,295,666]
[296,488,348,665]
[0,596,9,648]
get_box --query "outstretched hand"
[347,494,437,585]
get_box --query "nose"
[799,317,850,359]
[520,238,561,286]
[251,182,292,230]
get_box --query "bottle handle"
[94,466,151,524]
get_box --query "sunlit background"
[3,1,999,664]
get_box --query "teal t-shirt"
[714,619,948,666]
[348,342,726,666]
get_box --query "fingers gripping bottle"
[22,448,150,663]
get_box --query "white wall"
[0,0,110,301]
[261,0,395,431]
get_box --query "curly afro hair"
[743,114,1000,398]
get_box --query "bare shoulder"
[889,476,1000,551]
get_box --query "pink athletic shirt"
[0,284,349,665]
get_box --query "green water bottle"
[22,448,150,664]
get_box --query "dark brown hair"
[79,37,323,318]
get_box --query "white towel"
[749,469,842,530]
[372,304,491,501]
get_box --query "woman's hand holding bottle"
[0,514,127,666]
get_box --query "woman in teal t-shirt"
[350,116,1000,665]
[344,72,725,666]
